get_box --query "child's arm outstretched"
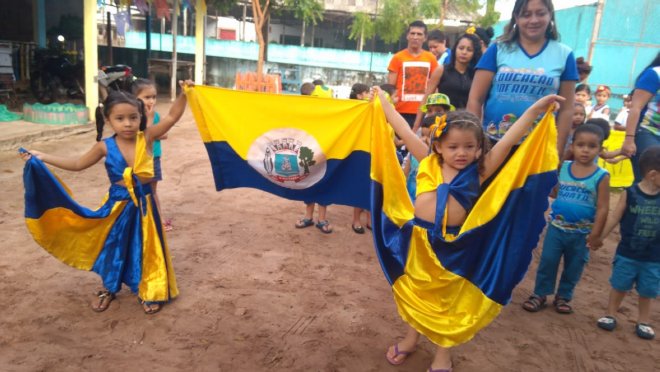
[20,143,105,171]
[587,174,610,250]
[146,80,194,140]
[373,87,428,161]
[481,94,565,181]
[600,190,626,241]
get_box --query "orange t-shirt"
[388,49,438,114]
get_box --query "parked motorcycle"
[98,64,134,102]
[30,48,85,104]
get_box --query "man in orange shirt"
[388,20,439,130]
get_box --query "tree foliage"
[348,12,375,51]
[375,0,414,44]
[476,0,500,28]
[205,0,238,14]
[284,0,324,26]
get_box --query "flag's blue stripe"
[205,141,371,209]
[431,171,556,305]
[23,158,101,219]
[370,179,413,285]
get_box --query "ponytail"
[136,98,147,132]
[95,104,105,142]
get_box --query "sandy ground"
[0,102,657,372]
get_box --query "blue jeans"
[632,127,660,182]
[533,224,590,300]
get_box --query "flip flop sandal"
[295,218,314,228]
[385,343,415,366]
[522,294,547,312]
[597,316,617,331]
[352,224,365,234]
[91,290,115,312]
[636,323,655,340]
[315,220,333,234]
[138,298,162,315]
[553,297,573,314]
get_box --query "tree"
[348,12,375,51]
[476,0,501,28]
[298,147,316,174]
[284,0,324,47]
[252,0,271,84]
[375,0,414,45]
[205,0,236,14]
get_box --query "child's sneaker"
[635,323,655,340]
[597,316,617,331]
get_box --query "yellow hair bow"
[431,114,448,139]
[466,26,476,35]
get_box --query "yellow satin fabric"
[25,203,126,270]
[390,108,558,347]
[138,196,179,301]
[392,227,502,347]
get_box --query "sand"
[0,103,657,371]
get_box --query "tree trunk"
[300,19,306,46]
[358,28,364,51]
[440,0,448,28]
[311,24,315,47]
[251,0,270,88]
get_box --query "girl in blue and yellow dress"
[21,82,192,314]
[371,87,562,371]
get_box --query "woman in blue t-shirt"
[467,0,578,155]
[620,52,660,181]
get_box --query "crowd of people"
[17,0,658,371]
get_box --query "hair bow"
[466,26,476,35]
[431,114,448,139]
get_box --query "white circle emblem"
[246,128,327,189]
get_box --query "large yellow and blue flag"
[185,86,374,209]
[370,99,559,347]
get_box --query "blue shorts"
[610,255,660,298]
[153,156,163,181]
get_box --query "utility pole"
[587,0,606,66]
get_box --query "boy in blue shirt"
[523,124,610,314]
[597,146,660,340]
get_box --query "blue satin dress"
[23,132,179,303]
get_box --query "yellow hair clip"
[466,26,476,35]
[432,115,448,139]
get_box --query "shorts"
[609,255,660,298]
[153,156,163,181]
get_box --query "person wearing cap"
[421,93,455,117]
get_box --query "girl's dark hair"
[584,118,610,141]
[575,83,591,95]
[639,145,660,176]
[432,110,490,174]
[576,57,592,76]
[499,0,559,45]
[131,78,156,96]
[573,123,605,144]
[379,83,396,96]
[474,27,494,47]
[349,83,369,99]
[447,33,483,79]
[95,90,147,141]
[574,101,586,112]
